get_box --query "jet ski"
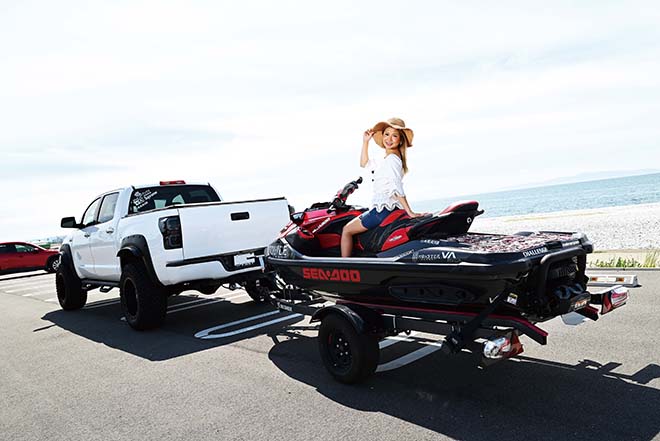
[264,178,630,383]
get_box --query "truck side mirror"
[61,217,80,228]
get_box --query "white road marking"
[85,299,121,309]
[5,284,54,293]
[379,332,419,349]
[0,270,45,280]
[119,292,249,320]
[376,341,444,373]
[167,292,247,314]
[45,298,59,302]
[0,278,54,289]
[194,310,301,340]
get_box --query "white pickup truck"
[57,181,290,330]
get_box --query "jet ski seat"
[356,201,483,255]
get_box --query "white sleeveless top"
[364,154,405,212]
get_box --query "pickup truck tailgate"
[177,197,290,260]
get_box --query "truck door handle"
[231,212,250,221]
[106,227,115,234]
[84,233,91,238]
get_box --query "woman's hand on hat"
[363,129,374,143]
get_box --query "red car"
[0,242,60,274]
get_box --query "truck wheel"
[318,314,379,384]
[56,259,87,310]
[245,279,270,303]
[45,256,61,273]
[120,261,167,330]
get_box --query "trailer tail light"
[483,332,524,360]
[601,285,628,315]
[159,216,182,249]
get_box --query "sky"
[1,0,659,241]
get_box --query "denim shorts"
[359,207,394,230]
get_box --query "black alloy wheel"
[318,314,379,384]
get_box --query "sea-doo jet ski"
[264,178,630,383]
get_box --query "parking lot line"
[379,332,419,349]
[85,299,121,309]
[119,292,249,321]
[376,341,444,373]
[0,278,54,289]
[4,284,54,293]
[194,310,301,340]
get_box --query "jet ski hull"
[266,232,593,321]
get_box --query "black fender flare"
[58,244,75,269]
[116,235,164,288]
[311,304,384,335]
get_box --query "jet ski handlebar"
[329,177,362,211]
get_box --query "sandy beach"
[471,202,660,252]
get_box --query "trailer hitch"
[441,289,509,354]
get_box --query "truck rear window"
[129,185,221,214]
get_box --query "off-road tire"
[45,255,60,273]
[55,257,87,310]
[120,261,167,330]
[318,314,379,384]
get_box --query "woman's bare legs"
[341,217,368,257]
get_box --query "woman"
[341,117,425,257]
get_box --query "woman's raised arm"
[360,129,374,167]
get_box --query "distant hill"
[513,169,660,190]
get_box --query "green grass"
[591,251,660,268]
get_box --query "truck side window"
[81,198,102,227]
[98,193,119,224]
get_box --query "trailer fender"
[311,304,384,335]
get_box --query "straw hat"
[371,117,414,148]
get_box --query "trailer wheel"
[120,261,167,330]
[55,258,87,310]
[245,279,270,303]
[318,314,379,384]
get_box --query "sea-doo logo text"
[302,268,361,283]
[523,247,548,258]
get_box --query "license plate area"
[233,253,256,268]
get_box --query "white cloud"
[1,0,659,241]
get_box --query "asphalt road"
[1,270,658,441]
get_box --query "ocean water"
[414,172,660,218]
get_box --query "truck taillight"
[159,216,182,249]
